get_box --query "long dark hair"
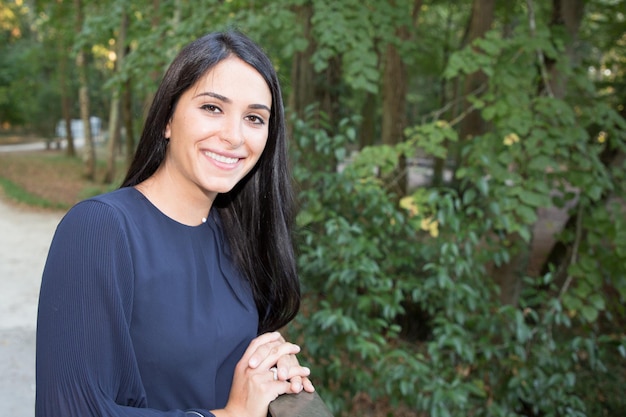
[122,31,299,334]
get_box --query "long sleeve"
[35,200,215,417]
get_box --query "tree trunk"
[288,2,316,129]
[432,5,457,186]
[458,0,495,143]
[288,3,344,129]
[380,0,422,196]
[59,50,75,156]
[123,76,135,166]
[319,55,342,131]
[381,40,409,196]
[359,91,377,149]
[544,0,584,97]
[142,0,162,122]
[537,0,596,284]
[104,94,121,183]
[74,0,95,180]
[287,2,342,178]
[491,0,585,305]
[456,0,529,305]
[104,9,128,184]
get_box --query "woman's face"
[163,57,272,199]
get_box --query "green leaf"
[580,305,599,323]
[514,204,537,223]
[528,155,553,171]
[518,190,547,207]
[588,293,605,311]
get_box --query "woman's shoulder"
[88,187,143,210]
[60,187,144,230]
[71,187,144,213]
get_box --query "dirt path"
[0,197,64,416]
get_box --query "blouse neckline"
[128,186,213,230]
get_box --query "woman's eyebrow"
[194,91,230,102]
[194,91,270,113]
[248,103,271,113]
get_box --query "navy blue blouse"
[36,187,258,416]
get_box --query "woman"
[36,31,314,417]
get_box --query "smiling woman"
[138,56,273,211]
[35,31,314,417]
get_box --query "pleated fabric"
[36,187,258,417]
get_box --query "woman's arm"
[36,201,213,417]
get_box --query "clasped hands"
[214,331,315,417]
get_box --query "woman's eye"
[246,115,265,125]
[201,104,221,113]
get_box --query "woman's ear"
[164,120,172,139]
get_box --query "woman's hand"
[216,332,314,417]
[248,332,315,394]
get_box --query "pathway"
[0,198,63,416]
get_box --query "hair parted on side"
[121,30,299,334]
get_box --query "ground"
[0,145,121,210]
[0,196,63,417]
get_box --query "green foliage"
[291,6,626,416]
[294,119,625,417]
[405,120,459,160]
[291,111,423,412]
[0,36,62,134]
[0,2,59,130]
[292,109,618,415]
[310,0,380,93]
[443,17,626,331]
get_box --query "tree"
[294,0,626,415]
[0,0,63,137]
[287,3,317,129]
[74,0,96,180]
[45,0,79,155]
[104,6,129,184]
[457,0,495,142]
[380,0,422,195]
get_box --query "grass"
[0,148,125,210]
[0,177,67,209]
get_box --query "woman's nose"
[221,117,244,148]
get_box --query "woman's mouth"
[204,151,239,164]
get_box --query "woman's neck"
[135,169,215,226]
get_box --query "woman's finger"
[302,376,315,393]
[244,332,283,368]
[248,340,300,369]
[275,354,310,380]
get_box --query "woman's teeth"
[205,151,238,164]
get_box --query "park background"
[1,0,625,416]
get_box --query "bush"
[289,20,626,417]
[289,94,626,417]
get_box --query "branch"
[526,0,555,98]
[424,82,488,124]
[558,203,583,299]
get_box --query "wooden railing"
[269,391,334,417]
